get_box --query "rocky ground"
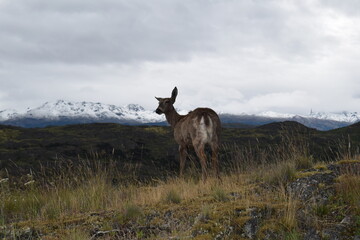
[1,161,359,240]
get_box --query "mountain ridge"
[0,100,359,130]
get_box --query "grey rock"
[304,228,321,240]
[287,172,336,204]
[241,208,263,239]
[322,228,341,240]
[262,229,281,240]
[340,215,352,225]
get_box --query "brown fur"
[155,87,221,181]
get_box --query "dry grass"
[1,130,359,239]
[0,166,254,225]
[336,174,360,211]
[1,157,359,239]
[0,130,313,225]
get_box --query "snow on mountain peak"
[256,110,360,123]
[0,109,19,121]
[1,100,359,128]
[22,100,164,123]
[126,104,145,112]
[257,111,296,119]
[309,111,360,123]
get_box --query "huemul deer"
[155,87,221,181]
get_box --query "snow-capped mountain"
[0,100,164,127]
[23,100,163,123]
[0,109,19,121]
[0,100,359,130]
[257,110,360,123]
[309,111,360,123]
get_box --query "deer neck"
[165,107,183,128]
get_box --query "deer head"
[155,87,178,115]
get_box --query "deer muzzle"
[155,108,163,114]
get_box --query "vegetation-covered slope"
[0,121,359,239]
[1,121,359,179]
[1,157,359,239]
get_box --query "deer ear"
[155,97,162,101]
[171,87,178,103]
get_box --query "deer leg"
[211,143,220,179]
[179,145,187,178]
[194,143,208,182]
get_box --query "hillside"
[0,121,359,239]
[1,157,359,239]
[1,121,360,180]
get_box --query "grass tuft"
[165,189,182,204]
[212,187,229,202]
[66,228,89,240]
[336,174,360,210]
[259,160,297,186]
[117,203,143,223]
[294,155,314,170]
[282,193,299,231]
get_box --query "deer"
[155,87,221,182]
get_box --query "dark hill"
[256,120,316,133]
[0,123,177,179]
[329,120,360,133]
[0,121,359,179]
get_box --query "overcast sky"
[0,0,359,115]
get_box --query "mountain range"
[0,100,359,130]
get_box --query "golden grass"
[336,174,360,211]
[0,167,259,226]
[1,129,358,239]
[2,157,359,239]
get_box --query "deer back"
[173,108,221,147]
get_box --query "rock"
[340,215,352,225]
[286,162,360,240]
[262,229,281,240]
[322,228,341,240]
[304,228,321,240]
[1,227,41,240]
[229,192,242,199]
[214,226,234,240]
[164,210,173,219]
[287,172,336,204]
[328,162,360,176]
[242,208,263,239]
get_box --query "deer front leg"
[179,145,187,178]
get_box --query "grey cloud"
[0,0,359,114]
[0,0,215,65]
[0,0,339,66]
[319,0,360,16]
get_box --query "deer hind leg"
[179,145,187,178]
[194,142,208,182]
[210,142,220,179]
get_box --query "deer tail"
[200,112,211,126]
